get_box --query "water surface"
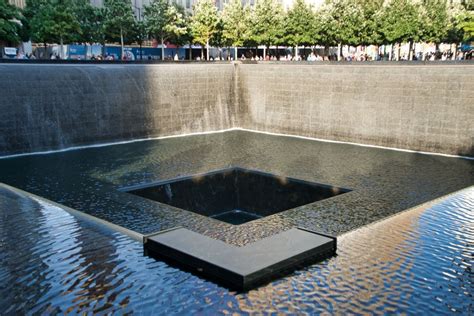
[0,185,472,314]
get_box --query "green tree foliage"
[165,4,188,45]
[459,11,474,40]
[103,0,136,58]
[380,0,422,48]
[177,11,194,60]
[23,0,45,45]
[314,5,335,48]
[251,0,285,53]
[210,16,224,49]
[190,0,219,60]
[420,0,449,44]
[25,0,80,58]
[72,0,105,45]
[285,0,317,49]
[449,1,474,42]
[133,20,147,59]
[221,0,250,57]
[0,0,25,45]
[357,0,384,45]
[323,0,364,58]
[145,0,187,60]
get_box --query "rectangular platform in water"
[145,227,336,291]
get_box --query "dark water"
[211,210,263,225]
[0,131,472,246]
[127,167,349,225]
[1,185,472,314]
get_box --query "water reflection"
[0,186,473,314]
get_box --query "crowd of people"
[7,47,473,62]
[236,50,472,62]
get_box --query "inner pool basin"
[0,130,473,313]
[125,167,351,225]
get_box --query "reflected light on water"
[0,186,473,314]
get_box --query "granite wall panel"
[0,63,472,156]
[237,64,474,156]
[0,64,237,154]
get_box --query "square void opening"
[126,167,351,225]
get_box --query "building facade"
[9,0,326,12]
[8,0,26,8]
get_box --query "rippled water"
[1,186,472,314]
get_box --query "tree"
[0,0,25,46]
[72,0,105,54]
[285,0,317,56]
[26,0,80,59]
[221,0,250,59]
[134,20,147,60]
[460,13,474,40]
[357,0,384,46]
[104,0,136,59]
[210,16,225,59]
[251,0,285,57]
[314,5,335,57]
[190,0,219,60]
[321,0,365,60]
[380,0,422,60]
[420,0,449,47]
[173,11,193,60]
[144,0,187,60]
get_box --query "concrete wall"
[0,62,472,156]
[238,63,474,156]
[0,64,237,154]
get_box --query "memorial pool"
[0,130,473,313]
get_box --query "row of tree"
[1,0,473,60]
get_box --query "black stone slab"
[126,167,350,225]
[145,227,336,291]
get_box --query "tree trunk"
[451,43,456,60]
[139,41,142,60]
[161,37,165,60]
[408,41,413,61]
[189,41,192,60]
[102,40,106,58]
[44,42,47,59]
[337,43,342,61]
[388,44,392,61]
[234,46,237,60]
[200,46,204,60]
[60,36,64,60]
[396,43,401,61]
[120,28,124,60]
[206,39,210,61]
[84,43,88,60]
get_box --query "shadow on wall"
[142,64,238,138]
[0,64,238,156]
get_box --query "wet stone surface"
[0,130,472,246]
